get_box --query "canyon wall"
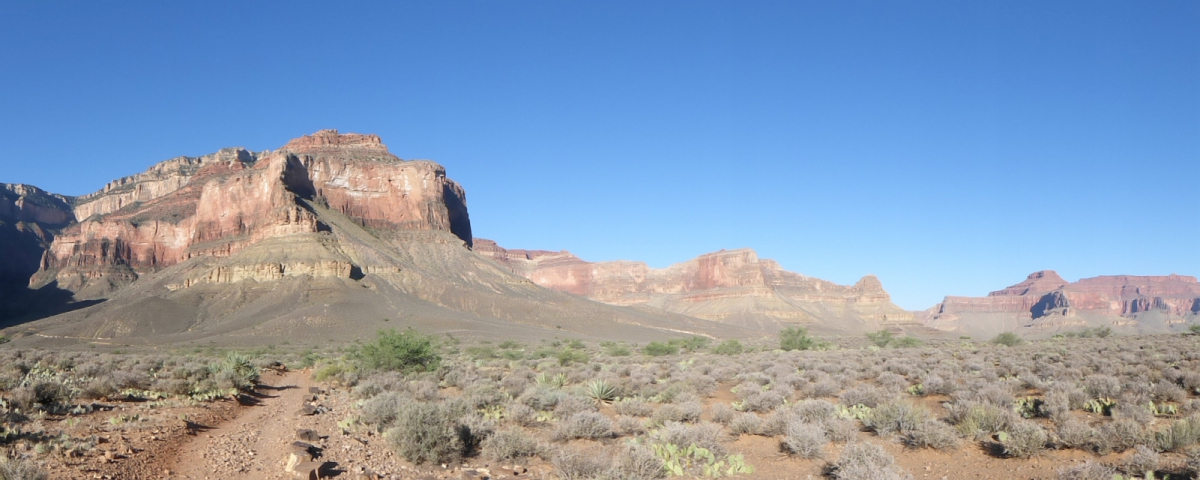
[38,130,473,297]
[924,270,1200,335]
[476,239,915,332]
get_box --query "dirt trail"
[172,370,315,480]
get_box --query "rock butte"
[923,270,1200,337]
[475,238,918,333]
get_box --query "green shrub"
[602,342,632,357]
[0,336,9,345]
[555,348,588,366]
[892,336,923,348]
[1189,324,1200,335]
[991,332,1023,347]
[354,328,441,374]
[385,402,463,464]
[866,330,893,348]
[670,336,710,353]
[779,326,819,351]
[713,340,744,355]
[643,342,679,357]
[1155,415,1200,452]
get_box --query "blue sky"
[1,1,1197,309]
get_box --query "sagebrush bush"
[829,442,908,480]
[0,455,46,480]
[385,401,463,464]
[1097,418,1147,454]
[1002,421,1047,458]
[650,422,726,456]
[609,444,665,480]
[863,401,932,436]
[1057,461,1115,480]
[481,428,544,461]
[553,447,609,480]
[782,420,828,458]
[552,412,615,441]
[903,420,959,450]
[1155,414,1200,452]
[1124,445,1159,475]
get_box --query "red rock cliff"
[475,239,914,329]
[39,130,472,296]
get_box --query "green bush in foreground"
[354,328,442,373]
[643,342,679,357]
[991,332,1023,347]
[780,326,820,351]
[714,339,744,355]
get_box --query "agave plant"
[585,379,618,405]
[535,372,568,389]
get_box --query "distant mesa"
[923,270,1200,337]
[475,238,920,334]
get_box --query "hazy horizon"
[2,1,1196,310]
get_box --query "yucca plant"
[584,380,618,405]
[535,372,568,389]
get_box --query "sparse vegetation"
[991,331,1023,347]
[354,328,442,374]
[779,326,820,351]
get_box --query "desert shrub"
[649,422,726,456]
[584,379,618,405]
[782,420,828,458]
[876,372,907,392]
[1155,414,1200,452]
[0,455,46,480]
[1124,444,1159,475]
[552,412,615,441]
[617,415,647,436]
[714,340,744,355]
[780,327,820,351]
[1001,421,1048,458]
[553,447,610,480]
[1188,448,1200,476]
[710,404,736,425]
[650,402,702,425]
[556,348,589,366]
[615,398,655,417]
[1055,419,1096,450]
[642,342,679,357]
[805,379,841,398]
[829,442,908,480]
[1097,418,1147,454]
[892,336,923,348]
[519,386,566,411]
[671,336,710,353]
[385,402,463,464]
[903,420,960,450]
[866,330,893,348]
[839,385,889,408]
[991,332,1023,347]
[1082,374,1122,399]
[825,418,860,443]
[740,389,786,413]
[554,395,598,419]
[354,328,441,374]
[609,444,666,480]
[728,413,762,435]
[863,401,932,436]
[793,399,838,423]
[1153,381,1188,403]
[603,342,633,357]
[360,391,407,429]
[481,428,544,461]
[505,403,539,427]
[1057,461,1115,480]
[949,402,1016,438]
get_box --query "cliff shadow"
[0,281,105,329]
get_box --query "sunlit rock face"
[39,130,473,296]
[923,270,1200,336]
[475,239,915,332]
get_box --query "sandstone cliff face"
[39,130,472,297]
[924,270,1200,336]
[475,239,914,332]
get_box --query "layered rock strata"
[924,270,1200,335]
[0,184,74,288]
[476,239,914,331]
[39,129,473,296]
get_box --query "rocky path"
[172,370,318,480]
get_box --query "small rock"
[297,429,320,442]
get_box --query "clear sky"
[1,1,1197,310]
